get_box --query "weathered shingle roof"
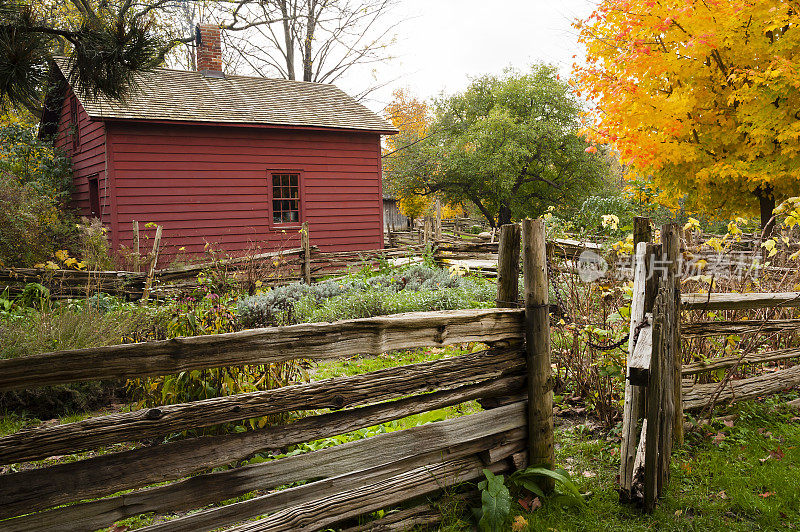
[54,59,397,133]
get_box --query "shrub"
[0,302,159,419]
[0,172,74,267]
[0,123,74,268]
[0,304,154,359]
[239,266,498,326]
[574,195,635,235]
[76,217,114,270]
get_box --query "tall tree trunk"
[279,0,295,80]
[302,0,318,81]
[469,197,497,228]
[755,184,776,237]
[498,205,512,226]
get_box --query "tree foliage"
[383,88,434,219]
[0,122,73,267]
[387,66,609,227]
[575,0,800,231]
[0,0,172,114]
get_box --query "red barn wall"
[106,121,384,263]
[55,89,109,223]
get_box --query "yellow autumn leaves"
[34,250,87,271]
[575,0,800,221]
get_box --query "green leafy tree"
[388,65,610,227]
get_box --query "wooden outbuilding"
[40,24,397,263]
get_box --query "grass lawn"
[437,393,800,532]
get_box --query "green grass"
[438,394,800,532]
[310,344,479,380]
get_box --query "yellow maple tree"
[383,88,435,219]
[574,0,800,231]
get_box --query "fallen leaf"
[723,419,734,428]
[717,490,729,500]
[583,471,597,478]
[759,492,776,498]
[675,509,683,516]
[713,432,726,443]
[770,448,785,460]
[518,494,535,512]
[512,515,529,531]
[107,526,130,532]
[530,497,542,511]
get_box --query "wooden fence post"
[140,225,162,302]
[633,216,651,248]
[497,224,521,308]
[619,217,655,500]
[522,219,554,485]
[435,199,442,240]
[301,222,312,285]
[661,223,683,446]
[132,220,140,272]
[619,241,648,498]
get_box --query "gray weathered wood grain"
[0,347,524,465]
[682,347,800,375]
[133,406,526,532]
[628,324,653,386]
[682,292,800,311]
[619,241,648,497]
[0,308,525,391]
[682,319,800,338]
[4,404,525,532]
[522,219,554,484]
[0,374,524,520]
[683,364,800,410]
[225,454,512,532]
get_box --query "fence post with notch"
[497,223,521,309]
[522,218,554,488]
[661,222,683,446]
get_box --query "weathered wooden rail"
[0,221,555,532]
[619,217,800,512]
[433,237,604,278]
[679,289,800,411]
[0,243,425,300]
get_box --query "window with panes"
[271,173,300,224]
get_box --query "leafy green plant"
[76,217,114,270]
[237,265,496,328]
[509,466,586,506]
[474,469,512,532]
[0,123,75,268]
[474,466,586,531]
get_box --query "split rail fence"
[0,221,555,531]
[0,235,426,301]
[618,218,800,511]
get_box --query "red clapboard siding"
[55,89,108,227]
[107,120,384,261]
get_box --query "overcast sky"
[338,0,598,114]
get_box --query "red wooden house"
[40,25,397,263]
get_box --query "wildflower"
[601,214,619,231]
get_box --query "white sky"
[337,0,599,114]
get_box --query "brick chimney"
[195,24,224,78]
